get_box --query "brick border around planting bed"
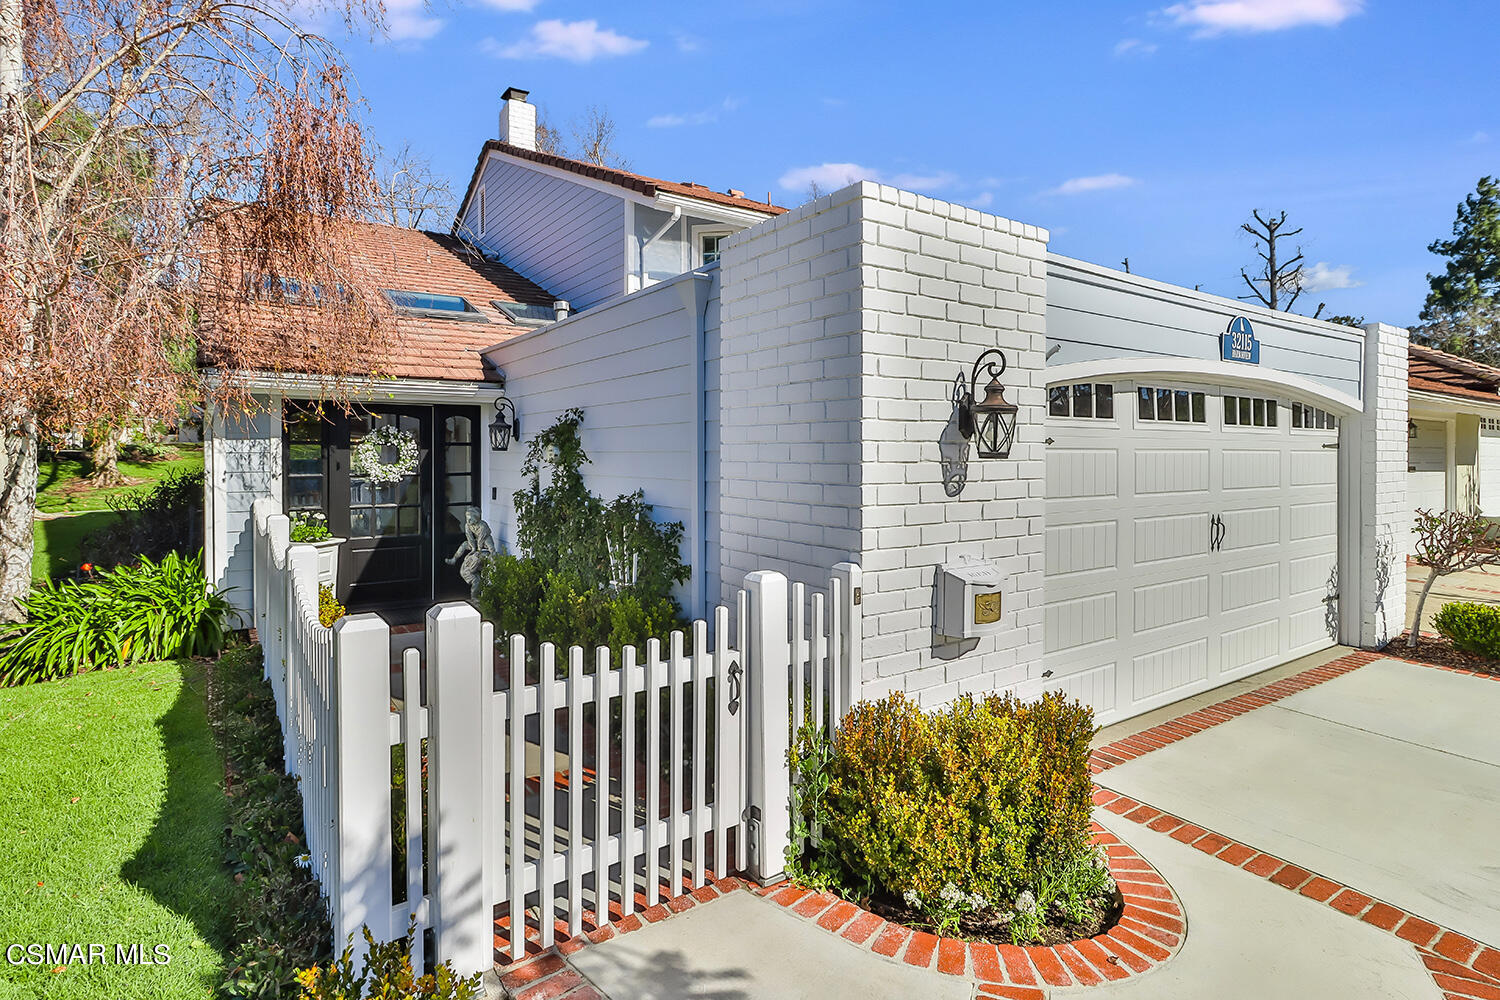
[1089,647,1500,1000]
[493,820,1186,1000]
[747,818,1185,998]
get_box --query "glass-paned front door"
[334,407,431,608]
[435,408,480,599]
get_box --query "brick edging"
[1091,785,1500,995]
[1086,647,1500,998]
[748,818,1184,997]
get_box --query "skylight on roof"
[493,301,561,327]
[383,289,487,322]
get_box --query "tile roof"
[203,219,554,383]
[453,141,787,236]
[1409,343,1500,404]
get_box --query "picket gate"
[251,497,862,976]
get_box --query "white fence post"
[331,613,395,961]
[426,602,491,978]
[743,570,790,885]
[832,562,863,719]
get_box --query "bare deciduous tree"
[570,104,627,170]
[535,108,565,157]
[0,0,400,618]
[372,141,455,230]
[1408,508,1500,647]
[1239,209,1306,312]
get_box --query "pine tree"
[1418,177,1500,363]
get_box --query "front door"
[331,407,432,610]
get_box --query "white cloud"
[971,192,995,208]
[1162,0,1363,35]
[672,32,702,52]
[777,163,956,194]
[1301,261,1362,292]
[1468,130,1491,144]
[386,0,444,41]
[482,19,647,61]
[778,163,880,192]
[1114,37,1159,55]
[647,96,743,129]
[1047,173,1139,195]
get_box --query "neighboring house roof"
[203,219,554,383]
[1409,343,1500,404]
[452,141,787,237]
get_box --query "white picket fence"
[250,498,862,976]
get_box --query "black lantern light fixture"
[956,349,1019,460]
[1408,419,1419,440]
[489,395,520,452]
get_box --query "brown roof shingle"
[1409,343,1500,404]
[453,141,787,236]
[204,219,555,383]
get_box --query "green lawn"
[30,513,116,583]
[0,660,233,1000]
[35,445,203,514]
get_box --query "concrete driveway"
[1097,656,1500,946]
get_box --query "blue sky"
[331,0,1498,327]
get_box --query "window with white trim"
[1223,395,1278,428]
[1291,402,1338,431]
[1138,386,1206,423]
[1482,417,1500,433]
[1048,383,1115,419]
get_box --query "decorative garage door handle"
[1209,514,1226,552]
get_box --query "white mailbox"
[936,558,1006,640]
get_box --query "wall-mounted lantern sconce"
[1408,419,1419,440]
[957,349,1019,459]
[490,396,520,452]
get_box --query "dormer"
[452,87,785,311]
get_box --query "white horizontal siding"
[462,156,625,310]
[207,399,281,618]
[482,273,709,614]
[1046,255,1365,401]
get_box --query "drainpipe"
[639,206,681,288]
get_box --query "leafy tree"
[1408,509,1500,648]
[1417,177,1500,364]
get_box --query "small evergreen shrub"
[792,690,1099,941]
[0,552,235,684]
[1432,601,1500,659]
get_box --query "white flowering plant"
[289,510,332,542]
[351,425,419,484]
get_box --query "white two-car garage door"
[1043,379,1341,725]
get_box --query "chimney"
[553,300,571,321]
[499,87,536,151]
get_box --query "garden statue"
[446,506,497,599]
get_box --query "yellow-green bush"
[318,585,346,629]
[802,690,1095,928]
[1432,601,1500,659]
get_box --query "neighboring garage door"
[1479,418,1500,515]
[1042,379,1341,725]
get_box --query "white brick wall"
[1357,322,1410,647]
[718,181,1050,706]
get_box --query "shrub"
[81,468,205,569]
[290,511,333,543]
[297,920,480,1000]
[318,586,346,629]
[0,551,236,684]
[794,690,1097,940]
[1432,601,1500,659]
[476,553,545,641]
[209,644,331,998]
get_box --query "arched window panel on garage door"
[1291,402,1339,432]
[1222,394,1279,429]
[1049,382,1116,420]
[1137,385,1207,424]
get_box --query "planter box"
[304,536,345,592]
